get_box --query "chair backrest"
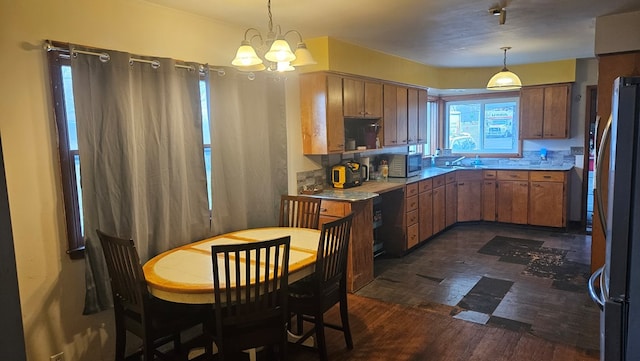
[211,236,291,333]
[279,195,322,229]
[96,229,148,315]
[314,213,354,292]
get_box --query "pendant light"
[486,47,522,90]
[231,0,316,72]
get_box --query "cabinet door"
[483,180,496,221]
[496,181,529,224]
[417,89,429,144]
[542,84,570,138]
[529,181,565,227]
[396,86,408,145]
[432,186,446,233]
[445,182,457,227]
[407,88,419,144]
[419,190,433,241]
[520,87,544,139]
[300,73,344,154]
[343,78,365,117]
[364,82,383,118]
[383,84,398,146]
[457,180,482,222]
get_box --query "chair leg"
[314,313,328,361]
[114,323,126,361]
[296,313,304,335]
[339,294,353,349]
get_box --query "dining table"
[142,227,320,304]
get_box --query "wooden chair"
[279,195,322,229]
[207,236,291,361]
[96,229,206,361]
[288,213,354,361]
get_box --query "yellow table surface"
[143,227,319,304]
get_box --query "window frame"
[48,50,84,258]
[441,91,522,158]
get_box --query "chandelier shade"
[486,47,522,90]
[231,0,316,72]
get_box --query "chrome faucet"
[451,156,466,166]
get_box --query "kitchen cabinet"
[407,88,419,144]
[405,182,419,249]
[343,78,383,119]
[432,175,446,234]
[520,83,572,139]
[482,170,497,222]
[417,89,429,144]
[456,170,483,222]
[318,198,374,292]
[300,73,345,154]
[529,171,568,228]
[496,170,529,225]
[383,84,408,146]
[418,179,433,242]
[445,172,457,227]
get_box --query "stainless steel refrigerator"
[589,76,640,361]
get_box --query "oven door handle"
[588,265,605,310]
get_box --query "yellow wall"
[301,37,576,88]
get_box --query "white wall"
[0,1,242,360]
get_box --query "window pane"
[74,154,84,236]
[199,80,212,209]
[61,66,78,151]
[446,97,519,155]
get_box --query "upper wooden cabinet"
[343,78,383,118]
[407,88,419,144]
[417,89,429,144]
[300,73,345,154]
[520,83,572,139]
[383,84,408,146]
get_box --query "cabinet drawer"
[406,183,419,198]
[456,170,483,181]
[406,195,419,213]
[497,170,529,181]
[406,209,418,226]
[407,223,419,249]
[530,171,565,182]
[319,200,346,217]
[433,175,445,188]
[445,173,456,184]
[419,179,433,193]
[483,170,497,179]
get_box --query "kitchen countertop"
[306,164,573,202]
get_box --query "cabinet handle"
[458,182,465,186]
[320,208,328,212]
[520,183,527,187]
[543,175,551,179]
[533,184,541,188]
[510,174,517,178]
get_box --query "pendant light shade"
[487,47,522,90]
[231,40,263,67]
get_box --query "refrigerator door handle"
[595,114,612,233]
[588,265,605,310]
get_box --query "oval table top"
[143,227,320,304]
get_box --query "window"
[444,95,520,155]
[48,50,212,258]
[413,97,439,156]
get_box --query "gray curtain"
[71,48,211,314]
[208,69,288,234]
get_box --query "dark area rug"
[479,236,590,292]
[457,276,514,314]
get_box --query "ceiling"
[146,0,640,68]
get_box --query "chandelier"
[231,0,317,72]
[486,47,522,90]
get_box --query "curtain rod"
[44,41,227,76]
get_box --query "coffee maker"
[360,157,371,181]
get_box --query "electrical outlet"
[50,352,64,361]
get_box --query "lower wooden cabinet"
[529,171,568,227]
[445,173,457,227]
[418,179,433,242]
[432,176,446,234]
[496,171,529,225]
[319,199,373,292]
[456,170,483,222]
[482,170,497,222]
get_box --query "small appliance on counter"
[331,160,362,188]
[360,157,371,181]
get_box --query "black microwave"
[388,153,422,178]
